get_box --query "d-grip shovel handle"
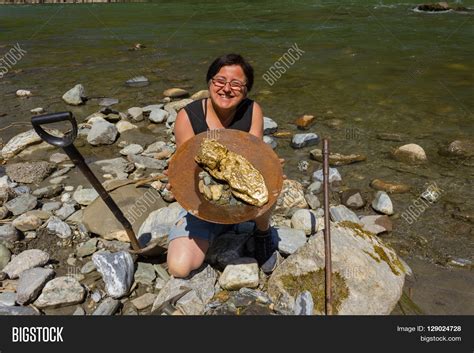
[31,111,77,148]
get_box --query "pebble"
[329,205,362,224]
[116,120,138,133]
[291,209,322,235]
[0,244,11,271]
[16,89,32,97]
[12,213,42,232]
[127,107,144,122]
[0,292,16,306]
[163,88,189,98]
[218,258,259,290]
[392,143,427,164]
[54,203,76,220]
[125,76,149,87]
[80,261,96,274]
[46,216,72,238]
[87,119,118,146]
[371,191,394,215]
[76,238,98,258]
[42,201,62,213]
[307,181,322,194]
[360,215,393,234]
[304,194,320,210]
[62,84,86,105]
[291,133,320,149]
[73,187,99,206]
[30,107,45,114]
[261,251,284,274]
[119,144,143,156]
[263,135,277,149]
[275,227,307,255]
[341,189,365,209]
[2,249,50,279]
[32,184,64,198]
[263,117,278,135]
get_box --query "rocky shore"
[0,82,472,315]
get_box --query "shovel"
[31,111,164,257]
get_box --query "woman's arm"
[249,101,264,139]
[174,109,195,149]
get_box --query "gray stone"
[116,120,138,134]
[263,135,277,149]
[2,192,32,215]
[304,194,320,210]
[360,215,392,234]
[142,104,164,113]
[307,181,322,195]
[54,203,76,220]
[219,258,259,290]
[0,292,16,306]
[46,216,72,238]
[87,119,118,146]
[50,166,72,178]
[0,305,39,315]
[143,141,167,154]
[76,238,98,258]
[16,267,55,305]
[151,265,217,315]
[0,244,11,271]
[291,209,323,235]
[392,143,427,164]
[294,291,314,315]
[73,187,99,206]
[12,213,42,232]
[261,251,284,274]
[291,133,320,149]
[134,262,156,286]
[92,251,134,298]
[34,276,85,308]
[32,185,64,199]
[42,201,62,213]
[263,117,278,135]
[13,185,31,196]
[275,227,307,255]
[267,222,408,314]
[92,157,131,180]
[205,232,251,270]
[131,293,156,310]
[148,109,169,123]
[6,161,55,184]
[80,261,96,274]
[127,154,167,170]
[329,205,362,224]
[371,191,394,215]
[62,84,86,105]
[0,224,20,242]
[127,107,143,122]
[92,297,120,315]
[312,167,341,183]
[99,98,119,107]
[0,206,9,220]
[342,190,365,209]
[165,109,177,129]
[119,144,143,156]
[49,153,69,164]
[125,76,149,87]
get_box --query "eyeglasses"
[211,77,247,91]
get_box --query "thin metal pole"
[322,138,333,315]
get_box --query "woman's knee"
[166,237,208,278]
[167,255,199,278]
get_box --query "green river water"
[0,1,473,314]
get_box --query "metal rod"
[322,138,333,315]
[62,144,142,252]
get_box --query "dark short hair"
[206,54,254,92]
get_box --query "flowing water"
[0,1,473,314]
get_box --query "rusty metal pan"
[168,130,283,224]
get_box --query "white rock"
[371,191,394,215]
[16,89,32,97]
[62,84,86,105]
[219,258,259,290]
[87,119,118,146]
[148,109,169,123]
[116,120,138,133]
[119,144,143,156]
[291,209,323,235]
[127,107,143,122]
[275,227,307,255]
[92,251,134,298]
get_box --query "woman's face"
[209,65,247,110]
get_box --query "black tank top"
[184,98,254,135]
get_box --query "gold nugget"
[195,139,268,207]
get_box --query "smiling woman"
[168,53,275,278]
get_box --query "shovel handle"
[31,111,77,148]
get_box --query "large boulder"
[267,222,408,315]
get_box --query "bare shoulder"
[174,109,195,148]
[249,100,264,138]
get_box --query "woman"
[167,53,276,278]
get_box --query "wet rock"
[304,194,320,210]
[261,251,284,274]
[190,90,209,100]
[3,249,50,279]
[267,222,407,314]
[92,157,131,180]
[291,209,322,235]
[46,216,72,238]
[49,153,69,164]
[441,139,474,158]
[34,276,85,309]
[92,251,134,298]
[206,232,251,270]
[341,189,365,209]
[147,108,168,124]
[116,120,138,133]
[372,191,393,215]
[142,104,164,113]
[73,187,98,206]
[16,268,55,305]
[330,205,361,224]
[119,144,143,156]
[219,258,259,290]
[163,88,189,98]
[291,133,320,149]
[6,161,55,184]
[263,135,277,149]
[392,144,427,164]
[32,184,64,198]
[263,117,278,135]
[92,297,120,315]
[370,179,410,194]
[16,89,32,97]
[165,99,193,112]
[62,84,86,105]
[275,227,307,255]
[152,265,217,315]
[143,141,167,154]
[12,213,42,232]
[84,184,165,242]
[99,98,119,107]
[0,244,11,271]
[134,262,156,286]
[87,119,118,146]
[54,203,76,220]
[295,115,316,130]
[76,238,98,258]
[31,107,44,115]
[131,293,156,310]
[4,194,37,216]
[0,292,16,306]
[127,154,167,170]
[127,107,143,122]
[376,133,402,142]
[294,291,314,315]
[0,224,20,242]
[42,201,62,213]
[312,167,341,183]
[360,215,392,235]
[125,76,149,87]
[275,180,308,215]
[0,305,39,315]
[1,129,43,159]
[310,149,366,166]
